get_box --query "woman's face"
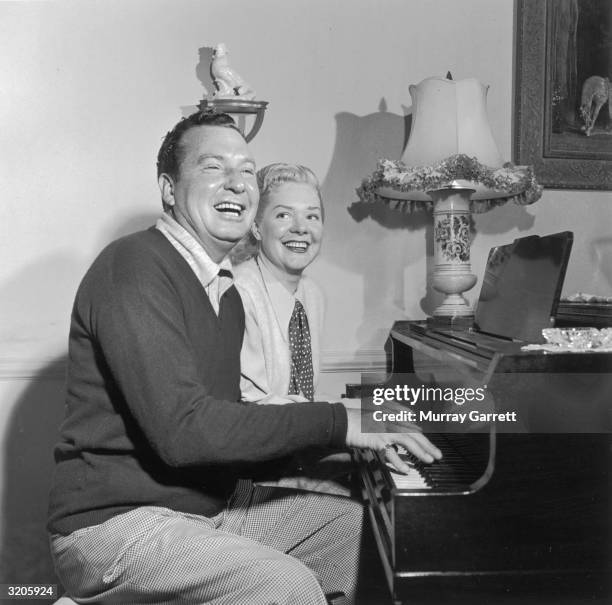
[254,181,323,277]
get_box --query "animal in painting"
[579,75,611,136]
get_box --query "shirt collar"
[156,212,233,288]
[256,255,305,337]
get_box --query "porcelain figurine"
[210,43,256,100]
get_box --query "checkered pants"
[50,480,364,605]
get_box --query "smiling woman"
[233,163,325,404]
[253,180,323,282]
[233,165,354,497]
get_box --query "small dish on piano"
[562,292,612,303]
[541,327,612,350]
[556,292,612,328]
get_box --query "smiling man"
[157,116,258,262]
[47,112,440,605]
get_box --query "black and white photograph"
[1,1,611,604]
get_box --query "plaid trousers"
[50,480,364,605]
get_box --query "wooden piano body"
[356,320,612,605]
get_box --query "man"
[48,111,441,605]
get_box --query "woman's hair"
[255,163,322,221]
[230,163,323,264]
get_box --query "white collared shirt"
[156,213,233,315]
[255,255,307,341]
[233,255,325,402]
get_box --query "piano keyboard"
[389,468,431,489]
[386,445,431,489]
[386,434,491,492]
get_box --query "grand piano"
[354,234,612,605]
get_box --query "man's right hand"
[343,408,442,473]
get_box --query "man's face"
[159,125,259,261]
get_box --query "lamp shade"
[366,76,542,209]
[401,77,503,169]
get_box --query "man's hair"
[156,111,244,180]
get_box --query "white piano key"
[385,445,431,489]
[390,469,431,490]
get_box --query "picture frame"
[514,0,612,190]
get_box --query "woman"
[234,163,350,495]
[234,163,326,405]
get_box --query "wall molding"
[320,348,387,374]
[0,357,67,380]
[0,349,387,380]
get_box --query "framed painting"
[514,0,612,190]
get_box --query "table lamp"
[357,75,542,322]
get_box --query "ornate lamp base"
[430,186,477,318]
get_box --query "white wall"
[1,0,611,584]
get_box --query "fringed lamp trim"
[356,154,543,214]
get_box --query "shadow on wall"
[0,358,67,589]
[196,46,215,98]
[319,100,537,344]
[98,212,161,252]
[0,213,159,591]
[319,101,425,349]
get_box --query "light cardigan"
[234,256,325,402]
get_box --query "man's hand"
[344,408,442,473]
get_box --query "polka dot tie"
[288,300,314,401]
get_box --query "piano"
[354,233,612,604]
[355,320,612,605]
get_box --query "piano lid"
[474,231,573,344]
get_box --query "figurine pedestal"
[198,99,268,142]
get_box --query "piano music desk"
[356,320,612,605]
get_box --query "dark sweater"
[48,228,347,535]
